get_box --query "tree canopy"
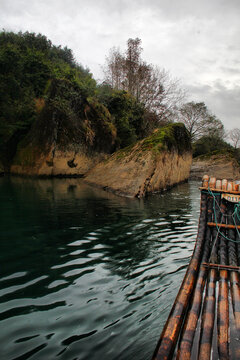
[178,102,224,142]
[0,31,95,145]
[0,31,156,166]
[0,31,233,170]
[103,38,185,122]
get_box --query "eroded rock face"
[11,147,107,177]
[84,144,192,198]
[190,155,240,180]
[10,122,192,197]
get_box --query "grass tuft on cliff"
[116,123,191,159]
[141,123,192,154]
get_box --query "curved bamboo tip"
[216,179,222,190]
[201,176,240,193]
[202,175,209,188]
[233,181,240,192]
[227,181,233,192]
[222,179,228,191]
[209,177,217,189]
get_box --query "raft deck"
[152,175,240,360]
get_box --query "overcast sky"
[1,0,239,130]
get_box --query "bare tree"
[178,102,224,142]
[103,47,125,89]
[228,128,240,148]
[102,38,185,121]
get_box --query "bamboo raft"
[152,175,240,360]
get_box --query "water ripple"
[0,178,201,360]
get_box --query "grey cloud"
[220,66,240,75]
[0,0,239,130]
[187,81,240,129]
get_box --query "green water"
[0,176,201,359]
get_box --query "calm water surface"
[0,176,201,360]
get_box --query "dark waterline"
[0,176,201,360]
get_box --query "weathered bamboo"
[217,202,229,359]
[198,178,220,359]
[176,195,213,360]
[209,177,217,190]
[152,192,208,360]
[227,206,240,358]
[207,222,240,230]
[227,181,233,192]
[233,181,240,192]
[152,176,240,359]
[199,187,240,195]
[202,263,240,272]
[198,267,217,360]
[202,175,209,188]
[229,270,240,332]
[222,179,228,191]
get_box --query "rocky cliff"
[84,123,192,198]
[10,119,192,197]
[10,79,115,176]
[11,145,107,177]
[190,154,240,180]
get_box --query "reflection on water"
[0,176,201,360]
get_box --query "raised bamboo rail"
[152,175,240,360]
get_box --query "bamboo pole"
[228,206,240,359]
[199,188,240,195]
[198,267,217,359]
[198,178,220,359]
[202,263,240,272]
[176,195,213,360]
[152,192,208,360]
[207,222,240,230]
[152,176,240,359]
[217,202,229,360]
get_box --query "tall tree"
[178,102,224,142]
[103,38,185,121]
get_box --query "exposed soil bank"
[84,124,192,198]
[190,155,240,180]
[11,147,107,177]
[9,123,192,198]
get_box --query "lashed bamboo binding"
[152,175,240,360]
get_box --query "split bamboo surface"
[152,175,240,360]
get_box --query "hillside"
[84,123,192,197]
[0,31,147,171]
[1,31,194,197]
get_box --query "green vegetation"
[0,31,96,165]
[193,135,240,166]
[0,31,154,169]
[115,123,192,160]
[97,89,146,148]
[179,102,224,142]
[2,31,232,174]
[141,123,192,154]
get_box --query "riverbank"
[7,123,192,198]
[84,124,192,198]
[190,154,240,180]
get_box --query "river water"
[0,176,201,360]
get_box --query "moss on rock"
[141,123,192,154]
[84,122,192,197]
